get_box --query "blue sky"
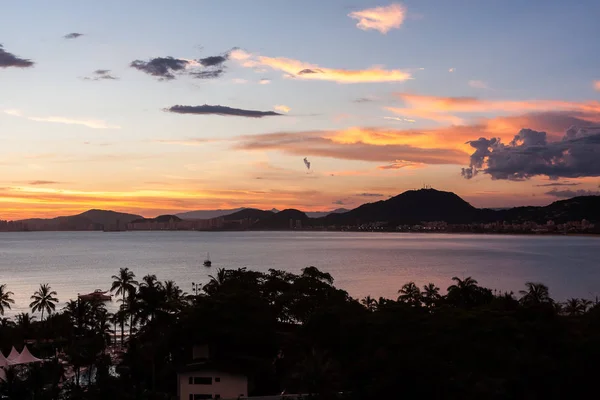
[1,0,599,218]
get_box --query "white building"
[178,345,249,400]
[178,368,248,400]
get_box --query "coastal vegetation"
[1,267,600,398]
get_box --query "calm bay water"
[0,231,599,316]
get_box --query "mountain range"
[16,210,142,231]
[175,207,349,219]
[6,189,600,231]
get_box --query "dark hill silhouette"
[176,207,246,220]
[495,196,600,224]
[252,209,309,229]
[130,215,182,224]
[18,209,142,230]
[77,209,143,226]
[223,208,275,221]
[323,189,479,225]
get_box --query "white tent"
[13,345,42,364]
[6,347,19,363]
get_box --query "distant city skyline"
[2,0,600,219]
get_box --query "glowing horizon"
[2,1,600,220]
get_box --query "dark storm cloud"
[545,189,600,198]
[0,44,34,68]
[462,126,600,180]
[165,105,283,118]
[64,33,84,39]
[357,193,384,197]
[535,182,581,187]
[198,55,228,67]
[130,57,189,80]
[130,51,230,80]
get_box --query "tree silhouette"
[519,282,552,306]
[397,282,422,306]
[0,284,15,315]
[361,295,378,312]
[422,283,441,309]
[29,283,58,321]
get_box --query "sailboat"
[203,252,212,267]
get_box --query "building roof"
[178,360,249,376]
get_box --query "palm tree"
[360,295,378,312]
[15,312,36,330]
[111,268,138,342]
[446,276,485,307]
[110,267,138,304]
[164,280,185,312]
[519,282,552,306]
[397,282,422,306]
[0,317,14,328]
[564,298,584,316]
[422,283,441,308]
[448,276,479,293]
[29,284,58,321]
[135,275,166,325]
[0,284,15,315]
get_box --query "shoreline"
[1,229,599,237]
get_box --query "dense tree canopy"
[1,267,600,399]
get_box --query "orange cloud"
[230,49,411,84]
[348,3,406,34]
[235,129,468,165]
[388,93,600,125]
[274,105,291,113]
[595,81,600,91]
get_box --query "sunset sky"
[2,0,600,219]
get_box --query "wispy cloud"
[154,138,216,146]
[232,78,248,84]
[230,49,411,84]
[274,105,291,113]
[27,180,62,185]
[377,160,424,170]
[383,116,415,123]
[357,192,384,197]
[64,33,83,39]
[388,92,600,125]
[83,69,119,81]
[449,68,455,72]
[546,189,600,198]
[3,109,120,129]
[164,104,283,118]
[259,78,271,84]
[0,44,34,68]
[468,80,489,89]
[535,182,581,187]
[595,80,600,91]
[348,3,406,34]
